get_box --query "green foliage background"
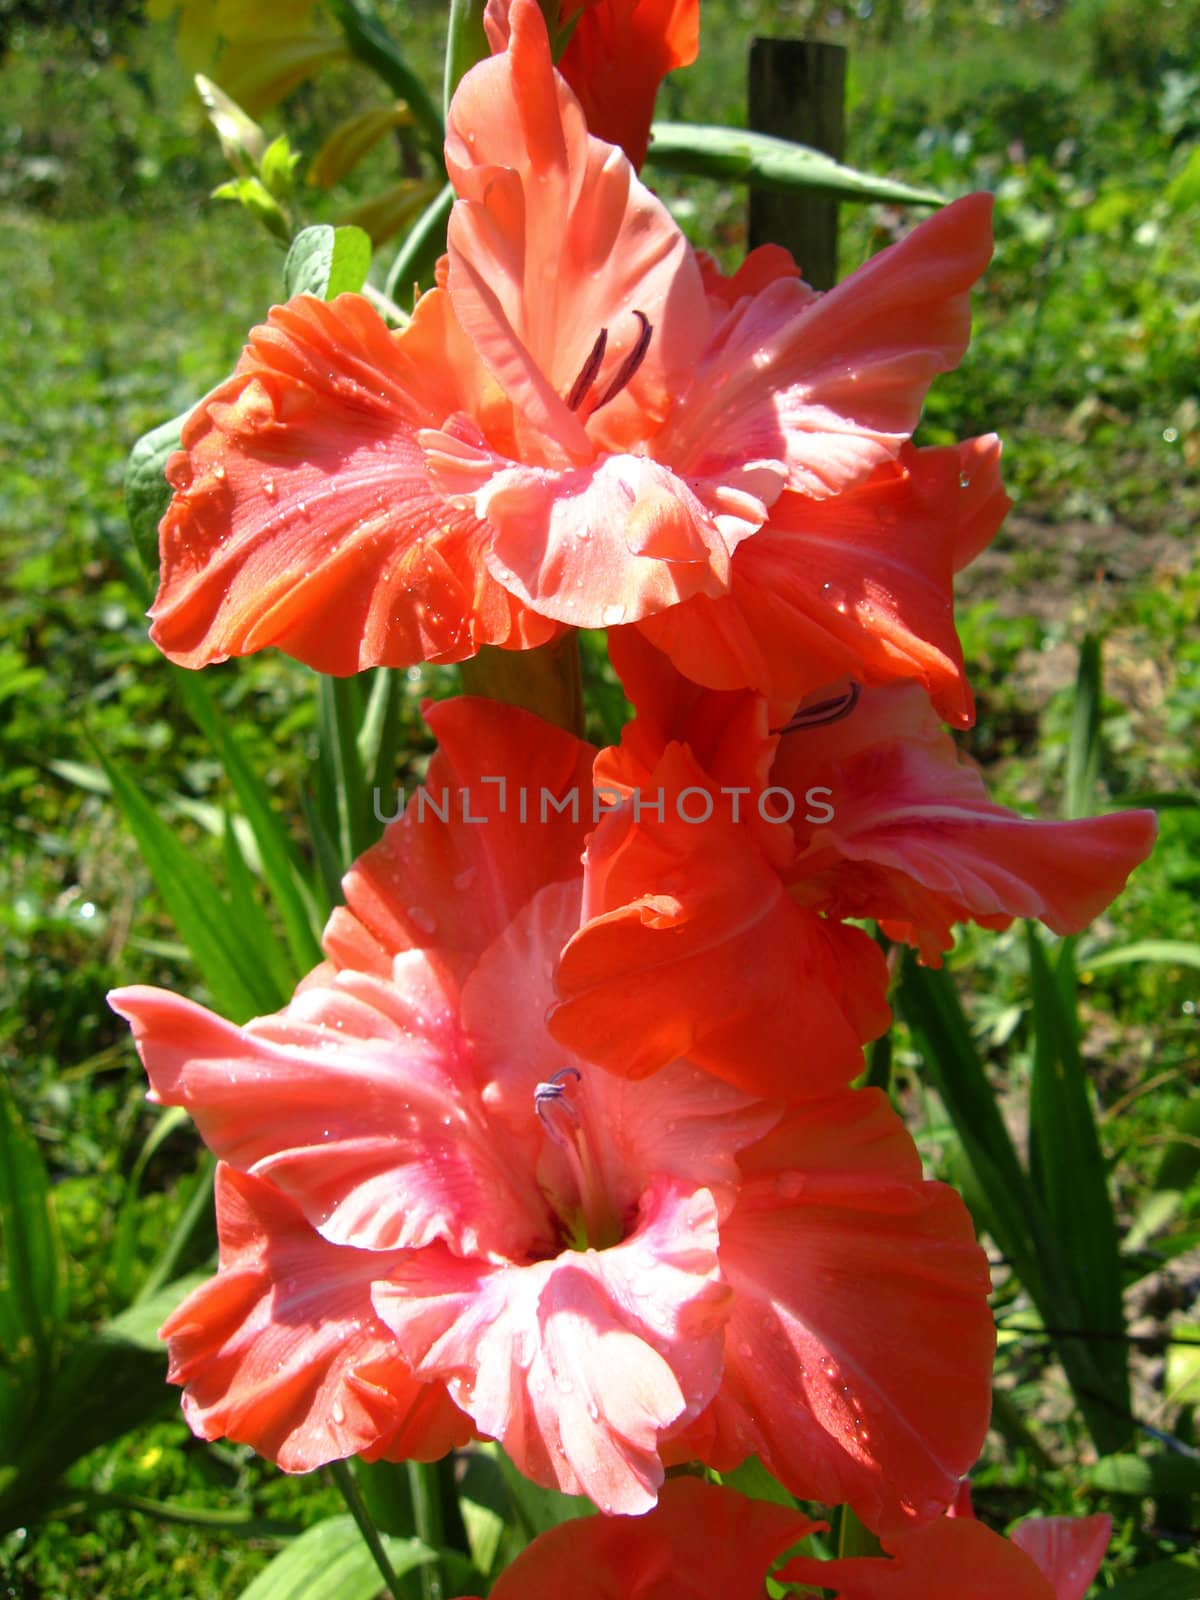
[1,1,1198,1595]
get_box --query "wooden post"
[748,38,847,290]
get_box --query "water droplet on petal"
[602,602,626,626]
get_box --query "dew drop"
[331,1400,346,1425]
[959,471,972,488]
[602,602,626,626]
[263,477,277,499]
[406,905,437,934]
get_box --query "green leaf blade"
[238,1516,434,1600]
[644,122,946,206]
[97,745,283,1021]
[284,223,373,300]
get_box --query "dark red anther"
[591,310,652,412]
[774,681,861,735]
[567,327,608,411]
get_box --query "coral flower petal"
[781,1516,1062,1599]
[149,291,558,673]
[109,970,548,1261]
[674,1091,995,1534]
[559,0,699,171]
[1010,1515,1113,1600]
[657,194,995,502]
[440,0,722,626]
[161,1165,470,1472]
[323,695,596,984]
[550,740,890,1097]
[446,0,705,447]
[484,1477,819,1600]
[636,437,1012,722]
[776,683,1158,961]
[373,1176,731,1515]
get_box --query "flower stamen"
[590,310,652,412]
[533,1066,619,1250]
[566,329,609,411]
[535,1066,582,1144]
[774,681,861,735]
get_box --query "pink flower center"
[533,1067,623,1251]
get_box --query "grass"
[1,0,1198,1594]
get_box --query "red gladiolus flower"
[461,1477,821,1599]
[484,0,699,170]
[634,433,1013,727]
[549,634,1157,1093]
[782,1509,1113,1599]
[452,1480,1111,1600]
[109,699,993,1526]
[149,0,993,689]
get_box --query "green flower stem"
[459,635,585,736]
[444,0,490,113]
[407,1461,444,1600]
[329,1458,410,1600]
[327,0,445,160]
[384,181,454,303]
[63,1488,301,1537]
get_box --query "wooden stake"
[748,38,847,290]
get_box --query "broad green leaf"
[644,122,945,206]
[137,1151,217,1304]
[170,667,324,974]
[1103,1558,1200,1599]
[1026,925,1130,1449]
[455,1448,524,1577]
[720,1455,800,1509]
[107,1271,211,1351]
[238,1516,434,1600]
[97,744,282,1021]
[896,955,1046,1303]
[124,411,188,575]
[1065,633,1102,820]
[283,222,372,300]
[1088,1454,1200,1497]
[318,673,375,868]
[492,1443,593,1536]
[0,1074,65,1445]
[1081,940,1200,973]
[110,1105,192,1303]
[897,953,1125,1451]
[221,812,297,1002]
[300,785,346,916]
